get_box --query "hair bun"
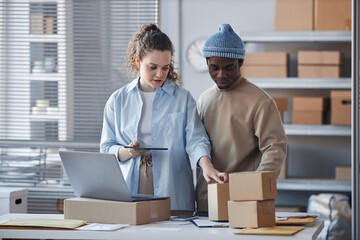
[141,23,161,33]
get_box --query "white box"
[0,188,28,215]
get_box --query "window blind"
[0,0,159,206]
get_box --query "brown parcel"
[298,65,341,78]
[229,171,277,201]
[208,183,229,221]
[292,111,324,125]
[275,0,313,31]
[335,166,351,181]
[242,52,287,78]
[293,97,325,111]
[228,200,275,228]
[331,90,351,126]
[298,51,343,65]
[64,197,170,225]
[314,0,351,31]
[234,226,304,236]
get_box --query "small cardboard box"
[229,171,277,201]
[335,166,351,181]
[297,51,343,78]
[275,0,313,31]
[0,188,28,215]
[64,197,170,225]
[208,183,229,221]
[298,51,343,65]
[228,200,275,228]
[293,97,325,111]
[298,65,341,78]
[314,0,351,31]
[292,110,324,125]
[331,90,351,126]
[243,52,287,78]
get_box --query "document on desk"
[77,223,129,231]
[0,219,86,230]
[191,219,229,228]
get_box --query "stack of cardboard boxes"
[275,0,351,31]
[298,51,343,78]
[208,171,277,228]
[242,52,288,78]
[292,97,326,125]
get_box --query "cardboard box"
[275,0,314,31]
[292,110,324,125]
[293,97,325,111]
[30,14,44,34]
[298,65,341,78]
[315,0,351,31]
[298,51,343,65]
[64,197,170,225]
[208,183,229,221]
[243,52,287,78]
[331,90,351,126]
[228,200,275,228]
[229,171,277,201]
[0,188,28,215]
[274,98,288,112]
[335,166,351,181]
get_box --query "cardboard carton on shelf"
[335,166,351,181]
[64,197,170,225]
[228,199,276,228]
[208,183,229,221]
[297,51,343,78]
[293,96,326,111]
[275,0,313,31]
[229,171,277,201]
[314,0,351,31]
[292,110,324,125]
[331,90,351,126]
[242,52,287,78]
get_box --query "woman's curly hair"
[126,23,181,85]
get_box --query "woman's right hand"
[126,141,149,157]
[118,141,149,161]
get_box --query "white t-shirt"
[138,90,156,147]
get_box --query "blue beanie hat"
[203,24,245,60]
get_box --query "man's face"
[207,57,242,89]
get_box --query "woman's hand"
[198,156,228,184]
[126,141,149,157]
[118,141,149,161]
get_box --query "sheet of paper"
[77,223,129,231]
[191,219,229,228]
[276,212,319,220]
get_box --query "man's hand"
[199,156,228,184]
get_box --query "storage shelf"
[29,73,63,81]
[249,77,351,89]
[284,124,351,136]
[240,31,351,42]
[277,179,351,192]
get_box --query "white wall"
[161,0,275,100]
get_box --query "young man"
[196,24,288,212]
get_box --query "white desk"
[0,213,323,240]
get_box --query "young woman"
[100,23,227,214]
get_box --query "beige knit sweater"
[196,76,288,211]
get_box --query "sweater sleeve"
[254,98,288,175]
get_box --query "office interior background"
[0,0,359,238]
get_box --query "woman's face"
[137,50,172,92]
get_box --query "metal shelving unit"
[250,77,351,89]
[243,31,352,207]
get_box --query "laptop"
[59,151,168,202]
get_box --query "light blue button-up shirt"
[100,78,211,211]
